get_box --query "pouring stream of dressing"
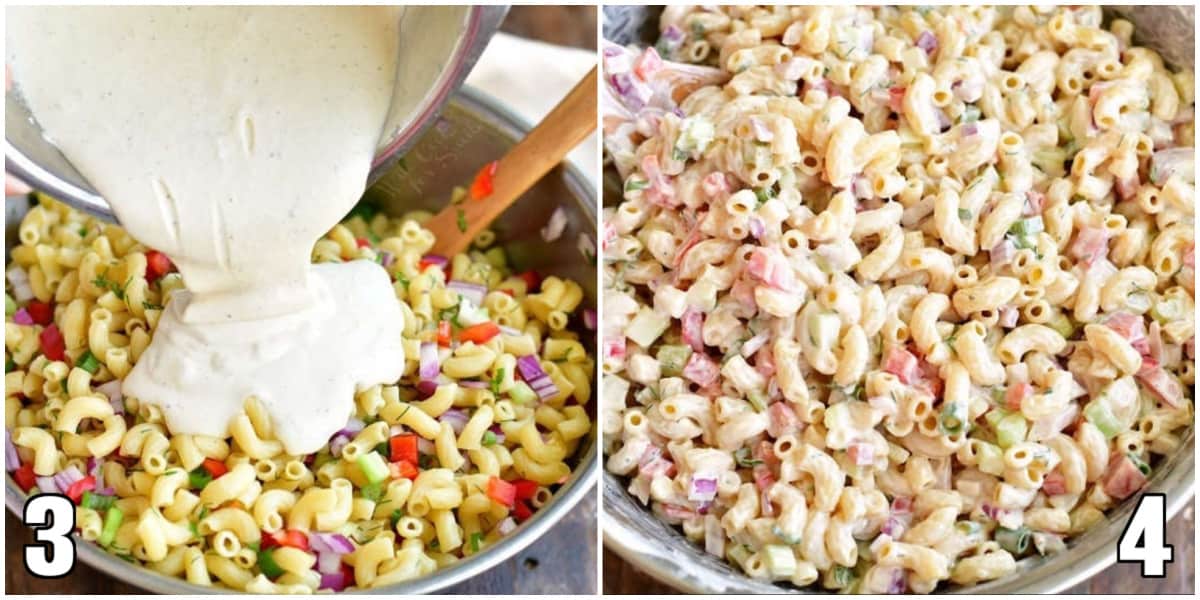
[7,6,410,454]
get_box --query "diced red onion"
[749,117,773,142]
[661,24,684,43]
[879,517,905,538]
[6,266,34,302]
[890,496,912,514]
[602,46,622,58]
[334,416,365,439]
[516,355,558,400]
[415,380,439,399]
[748,217,765,239]
[53,465,85,493]
[96,380,124,415]
[998,305,1019,328]
[541,206,568,243]
[6,429,21,472]
[310,532,356,555]
[886,567,908,594]
[582,309,597,331]
[447,281,487,306]
[915,31,938,55]
[318,572,349,592]
[316,551,343,575]
[990,239,1016,268]
[416,437,435,455]
[12,308,34,326]
[739,329,772,358]
[439,409,470,435]
[688,474,718,502]
[498,517,518,535]
[379,251,395,268]
[419,342,440,382]
[36,476,59,494]
[961,122,978,137]
[94,486,114,496]
[329,434,350,458]
[1031,403,1079,440]
[421,254,449,270]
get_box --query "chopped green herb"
[141,301,163,311]
[456,208,468,233]
[390,509,405,527]
[469,531,484,553]
[188,467,213,490]
[490,368,505,395]
[958,208,972,221]
[257,548,285,579]
[733,446,762,467]
[624,177,650,193]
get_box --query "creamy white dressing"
[7,6,411,454]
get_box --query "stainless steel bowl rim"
[4,85,599,594]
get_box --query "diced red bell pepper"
[487,476,517,508]
[1005,382,1033,411]
[13,463,36,492]
[512,499,533,522]
[1042,470,1067,496]
[144,250,173,281]
[65,474,96,504]
[25,300,53,326]
[516,270,541,293]
[459,322,500,344]
[512,479,539,501]
[887,86,907,112]
[418,258,439,272]
[355,238,370,249]
[681,308,704,352]
[881,346,919,384]
[39,324,65,362]
[469,161,499,201]
[391,459,419,480]
[203,458,229,479]
[267,529,310,551]
[389,434,418,465]
[436,321,452,347]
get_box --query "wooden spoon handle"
[427,65,598,256]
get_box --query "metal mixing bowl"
[601,5,1195,594]
[4,5,507,222]
[5,86,598,594]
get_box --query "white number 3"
[23,494,77,578]
[1117,493,1174,578]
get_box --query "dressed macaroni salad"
[601,5,1194,592]
[5,192,595,592]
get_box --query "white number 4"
[23,494,77,578]
[1117,493,1174,578]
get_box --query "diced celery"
[727,544,753,569]
[1008,216,1044,236]
[624,176,650,194]
[994,413,1027,448]
[508,380,538,405]
[99,506,124,547]
[675,116,715,157]
[656,345,693,377]
[940,401,967,435]
[761,544,797,579]
[976,441,1005,476]
[624,307,671,348]
[746,389,767,413]
[995,525,1031,555]
[357,452,390,485]
[1046,312,1076,339]
[1083,401,1120,439]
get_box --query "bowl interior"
[600,5,1195,594]
[5,86,598,594]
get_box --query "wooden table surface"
[604,500,1195,594]
[4,6,598,595]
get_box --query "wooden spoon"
[426,65,598,256]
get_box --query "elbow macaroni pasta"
[6,193,595,591]
[602,5,1193,593]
